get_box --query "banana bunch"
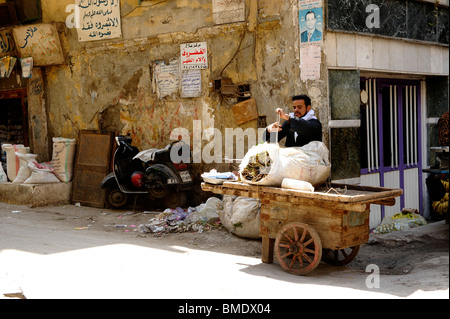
[442,180,449,192]
[432,179,449,216]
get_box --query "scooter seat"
[152,149,171,162]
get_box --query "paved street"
[0,204,448,300]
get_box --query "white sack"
[281,178,315,192]
[239,141,330,187]
[220,195,261,239]
[52,137,77,182]
[13,153,38,184]
[24,162,60,184]
[1,144,30,182]
[0,164,7,183]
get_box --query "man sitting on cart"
[264,94,322,147]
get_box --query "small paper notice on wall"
[20,57,33,78]
[180,42,208,70]
[181,70,202,98]
[299,0,323,10]
[300,43,321,81]
[154,58,180,98]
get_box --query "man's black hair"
[292,95,311,106]
[305,10,316,19]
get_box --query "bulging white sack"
[52,137,76,182]
[239,141,331,187]
[24,161,60,184]
[220,195,261,239]
[13,153,38,184]
[1,144,30,182]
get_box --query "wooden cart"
[202,181,403,275]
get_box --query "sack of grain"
[51,137,76,182]
[13,153,38,184]
[1,144,30,182]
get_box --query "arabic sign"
[154,59,180,98]
[180,42,208,70]
[181,70,202,98]
[300,43,321,81]
[12,23,65,66]
[0,28,16,58]
[76,0,122,42]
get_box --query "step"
[0,182,72,207]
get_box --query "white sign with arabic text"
[76,0,122,42]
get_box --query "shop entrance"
[0,89,29,168]
[360,78,423,228]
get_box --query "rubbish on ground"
[373,208,427,234]
[74,227,89,230]
[11,211,21,214]
[138,197,224,234]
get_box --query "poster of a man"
[300,8,323,43]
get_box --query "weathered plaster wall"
[40,0,318,170]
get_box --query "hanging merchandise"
[0,56,10,78]
[20,57,33,78]
[6,57,17,78]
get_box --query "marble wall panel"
[330,127,361,180]
[329,70,360,120]
[327,0,449,45]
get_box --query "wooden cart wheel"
[274,222,322,275]
[322,245,360,266]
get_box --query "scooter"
[101,135,195,209]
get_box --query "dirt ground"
[1,201,448,277]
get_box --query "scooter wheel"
[163,191,187,209]
[106,188,128,209]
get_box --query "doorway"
[0,89,29,168]
[360,78,423,228]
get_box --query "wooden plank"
[232,98,258,125]
[261,236,274,264]
[216,182,403,204]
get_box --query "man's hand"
[268,122,282,133]
[276,108,289,121]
